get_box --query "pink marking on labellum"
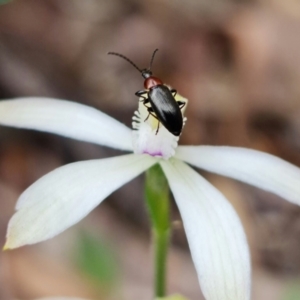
[143,150,163,157]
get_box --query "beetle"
[108,49,186,136]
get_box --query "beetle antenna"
[149,49,159,71]
[108,52,142,73]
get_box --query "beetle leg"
[155,122,160,135]
[177,101,186,110]
[143,98,150,105]
[170,89,177,97]
[135,90,148,97]
[145,107,158,121]
[135,90,148,101]
[147,109,161,135]
[142,98,152,111]
[142,106,161,134]
[144,111,152,122]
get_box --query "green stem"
[154,228,169,297]
[145,164,170,298]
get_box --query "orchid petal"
[160,159,251,300]
[0,98,133,151]
[5,154,157,249]
[176,146,300,206]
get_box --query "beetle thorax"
[144,76,163,89]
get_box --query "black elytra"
[108,49,186,136]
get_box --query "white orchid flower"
[1,96,300,300]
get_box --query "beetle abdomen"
[149,85,183,136]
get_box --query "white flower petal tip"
[176,146,300,206]
[0,98,133,151]
[160,159,251,300]
[5,154,157,249]
[132,92,188,160]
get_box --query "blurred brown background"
[0,0,300,299]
